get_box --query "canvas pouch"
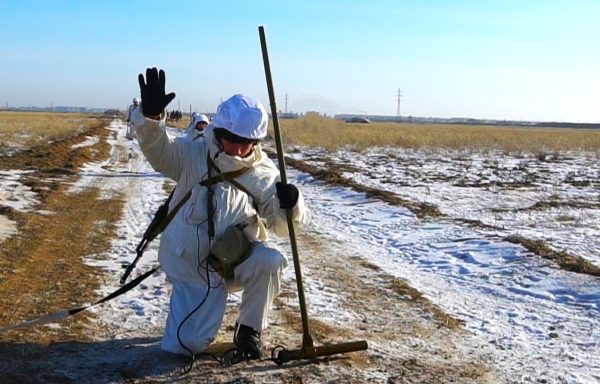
[209,225,252,280]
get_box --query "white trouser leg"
[161,275,227,355]
[126,122,136,138]
[230,242,287,331]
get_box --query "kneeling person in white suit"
[132,67,309,359]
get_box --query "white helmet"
[133,97,140,104]
[195,113,209,125]
[212,94,268,140]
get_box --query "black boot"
[234,323,262,359]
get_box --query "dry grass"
[0,111,103,149]
[387,279,464,329]
[505,235,600,276]
[0,118,110,171]
[273,115,600,152]
[166,117,192,130]
[0,189,124,344]
[0,119,119,344]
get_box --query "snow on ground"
[71,135,100,149]
[1,120,599,383]
[294,146,600,267]
[68,121,172,333]
[300,180,600,382]
[0,169,39,241]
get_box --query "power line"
[396,88,402,122]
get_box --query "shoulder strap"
[205,154,255,241]
[206,156,259,204]
[122,156,256,284]
[141,165,253,244]
[157,189,192,236]
[199,164,252,189]
[206,152,267,240]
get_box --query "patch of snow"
[0,169,39,211]
[0,169,39,242]
[297,146,600,267]
[71,135,99,149]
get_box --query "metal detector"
[258,25,368,365]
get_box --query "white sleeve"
[131,107,190,181]
[253,159,310,237]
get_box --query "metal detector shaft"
[259,26,368,363]
[259,25,314,349]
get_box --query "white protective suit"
[184,113,209,141]
[131,105,309,355]
[126,102,138,139]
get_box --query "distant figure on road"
[126,97,140,139]
[184,113,209,141]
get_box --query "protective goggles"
[213,128,258,145]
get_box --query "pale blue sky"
[1,0,598,122]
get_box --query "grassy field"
[274,115,600,153]
[159,112,600,154]
[3,111,599,154]
[0,111,103,149]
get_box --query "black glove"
[137,67,176,117]
[276,182,299,209]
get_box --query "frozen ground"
[294,146,600,267]
[1,120,599,383]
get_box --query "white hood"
[211,94,268,140]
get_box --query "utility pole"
[396,88,402,122]
[285,93,289,113]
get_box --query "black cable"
[175,222,212,373]
[175,201,224,373]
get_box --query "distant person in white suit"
[126,97,140,140]
[184,113,210,141]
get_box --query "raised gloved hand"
[275,182,299,209]
[137,67,176,118]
